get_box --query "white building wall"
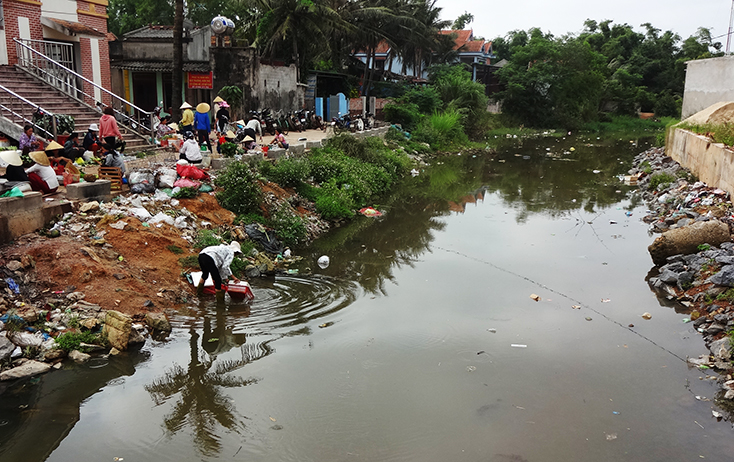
[41,0,78,23]
[682,56,734,119]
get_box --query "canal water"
[3,134,734,461]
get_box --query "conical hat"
[243,135,255,142]
[168,122,179,131]
[196,102,211,113]
[0,150,22,166]
[213,96,224,103]
[45,140,64,151]
[180,102,193,110]
[235,120,246,126]
[29,151,50,166]
[225,130,236,138]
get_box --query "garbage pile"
[0,280,172,381]
[630,147,734,401]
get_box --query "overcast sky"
[436,0,733,44]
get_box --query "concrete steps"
[0,66,151,152]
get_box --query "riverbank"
[629,146,734,406]
[0,129,437,377]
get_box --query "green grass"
[678,122,734,147]
[716,288,734,302]
[648,172,676,191]
[581,115,675,136]
[166,245,184,254]
[193,229,223,249]
[178,255,200,269]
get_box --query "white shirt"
[245,119,262,137]
[201,245,235,280]
[179,139,203,162]
[26,163,59,189]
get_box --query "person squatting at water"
[197,241,243,303]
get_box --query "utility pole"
[727,0,734,54]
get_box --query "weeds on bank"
[55,331,106,352]
[648,172,676,191]
[679,122,734,148]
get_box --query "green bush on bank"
[215,162,262,215]
[413,110,469,151]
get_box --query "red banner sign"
[188,72,213,89]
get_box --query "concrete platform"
[65,180,112,202]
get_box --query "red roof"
[439,29,472,50]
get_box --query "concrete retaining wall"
[0,191,71,244]
[666,127,734,196]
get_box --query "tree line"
[108,1,722,128]
[492,21,723,128]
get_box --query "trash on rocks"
[5,278,19,294]
[244,223,284,254]
[8,331,45,348]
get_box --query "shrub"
[401,86,443,114]
[219,142,240,158]
[383,102,422,131]
[194,229,223,249]
[270,205,308,246]
[178,255,200,268]
[266,157,311,188]
[215,162,262,214]
[413,110,468,150]
[166,245,184,254]
[314,182,355,220]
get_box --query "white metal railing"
[0,84,57,140]
[13,37,154,138]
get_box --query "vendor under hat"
[196,102,211,113]
[225,130,236,139]
[213,96,224,103]
[45,140,64,152]
[0,149,22,167]
[29,150,50,166]
[180,102,193,110]
[88,123,99,131]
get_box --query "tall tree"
[452,11,473,30]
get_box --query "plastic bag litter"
[176,163,209,181]
[130,182,155,194]
[173,178,201,189]
[153,189,171,202]
[129,170,155,185]
[244,223,284,254]
[129,207,152,221]
[5,278,19,294]
[0,187,23,198]
[174,216,188,229]
[156,167,177,189]
[148,212,175,226]
[317,255,330,269]
[8,331,45,348]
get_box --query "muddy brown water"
[3,134,734,461]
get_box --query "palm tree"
[251,0,348,81]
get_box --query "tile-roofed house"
[352,29,494,83]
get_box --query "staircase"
[0,66,151,152]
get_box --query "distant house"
[109,25,305,115]
[353,29,495,82]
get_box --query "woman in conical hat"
[0,150,28,182]
[180,102,194,136]
[26,151,58,194]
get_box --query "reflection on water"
[6,134,734,461]
[144,312,264,457]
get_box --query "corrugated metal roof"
[111,60,210,73]
[123,25,175,40]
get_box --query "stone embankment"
[630,147,734,403]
